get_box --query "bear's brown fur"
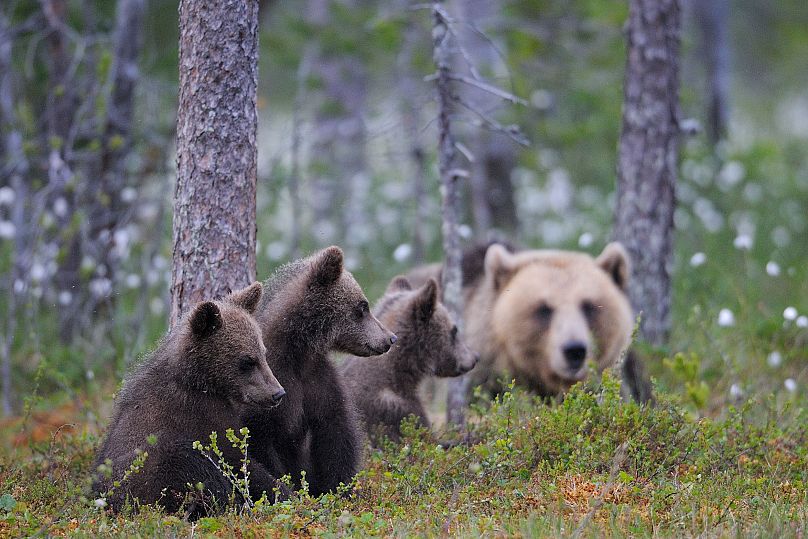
[341,277,477,443]
[94,283,289,516]
[246,246,396,496]
[408,242,651,401]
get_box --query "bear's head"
[292,246,397,356]
[381,277,478,376]
[182,282,286,408]
[484,242,633,395]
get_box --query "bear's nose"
[562,341,587,370]
[271,388,286,405]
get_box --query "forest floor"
[0,361,805,538]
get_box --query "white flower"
[733,234,753,250]
[690,252,707,267]
[784,378,797,393]
[767,351,782,368]
[0,220,16,239]
[93,497,107,509]
[393,243,412,263]
[717,308,735,327]
[784,307,798,321]
[30,262,46,282]
[89,278,112,299]
[13,279,26,294]
[458,224,473,239]
[765,261,781,276]
[718,161,745,189]
[577,232,594,248]
[125,274,142,289]
[0,186,15,205]
[121,187,138,203]
[53,197,68,218]
[86,369,95,381]
[797,316,808,328]
[729,383,743,399]
[58,291,73,306]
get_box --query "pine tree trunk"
[171,0,259,325]
[613,0,682,346]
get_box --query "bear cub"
[341,277,478,443]
[246,246,397,496]
[94,283,289,516]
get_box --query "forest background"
[0,0,806,536]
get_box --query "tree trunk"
[171,0,259,325]
[397,16,429,264]
[613,0,682,346]
[433,3,468,426]
[456,0,519,239]
[693,0,730,145]
[90,0,146,286]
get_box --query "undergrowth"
[1,371,805,538]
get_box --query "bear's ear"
[386,276,413,293]
[227,282,263,313]
[310,246,344,287]
[190,301,222,338]
[484,243,517,290]
[412,278,438,322]
[596,242,631,291]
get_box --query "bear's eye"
[450,325,458,342]
[239,356,258,372]
[535,303,553,322]
[354,300,369,320]
[581,300,598,323]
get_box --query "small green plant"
[664,352,710,411]
[94,444,150,509]
[193,427,264,513]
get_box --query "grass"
[1,366,805,537]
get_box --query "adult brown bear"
[407,242,652,402]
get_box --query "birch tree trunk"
[432,3,468,426]
[613,0,682,346]
[171,0,259,325]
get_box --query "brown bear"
[407,242,651,402]
[340,277,478,443]
[93,283,289,516]
[245,246,397,496]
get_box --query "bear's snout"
[562,341,587,371]
[270,388,286,405]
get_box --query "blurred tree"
[170,0,259,325]
[456,0,519,238]
[693,0,730,145]
[613,0,682,346]
[306,0,370,256]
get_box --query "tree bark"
[433,3,468,426]
[693,0,730,145]
[613,0,682,346]
[171,0,259,325]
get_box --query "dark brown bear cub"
[246,246,396,496]
[94,283,288,516]
[341,277,478,443]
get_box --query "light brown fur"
[409,243,636,398]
